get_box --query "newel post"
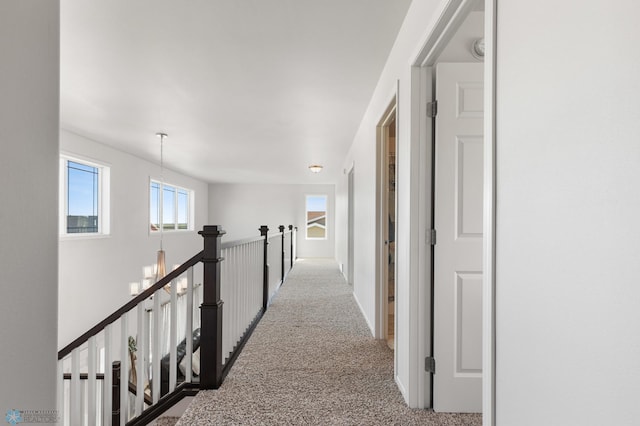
[260,225,269,311]
[288,224,294,269]
[198,225,226,389]
[279,225,285,284]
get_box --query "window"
[150,180,192,231]
[305,195,327,239]
[60,155,110,236]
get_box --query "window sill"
[59,233,111,241]
[149,229,195,235]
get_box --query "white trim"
[59,153,111,238]
[482,1,497,424]
[412,0,477,67]
[376,97,397,342]
[352,291,375,336]
[396,375,408,402]
[407,0,496,417]
[149,178,194,233]
[343,160,355,175]
[413,64,433,409]
[304,194,328,240]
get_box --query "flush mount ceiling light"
[308,164,323,173]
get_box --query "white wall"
[335,172,349,277]
[58,130,209,348]
[0,0,59,414]
[495,1,640,425]
[436,11,484,63]
[208,183,335,258]
[335,0,452,406]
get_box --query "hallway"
[176,259,481,425]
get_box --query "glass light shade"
[129,282,139,296]
[308,164,323,173]
[141,279,151,290]
[156,249,167,281]
[143,265,154,279]
[177,277,188,293]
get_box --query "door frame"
[347,163,355,286]
[376,95,398,343]
[409,0,496,423]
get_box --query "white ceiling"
[60,0,412,184]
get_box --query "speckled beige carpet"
[176,258,482,425]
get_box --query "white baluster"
[152,290,161,403]
[235,246,239,355]
[185,267,194,382]
[87,336,97,425]
[222,248,229,362]
[71,348,81,426]
[169,278,178,392]
[235,246,239,349]
[239,245,243,345]
[57,359,64,426]
[256,241,261,311]
[144,307,151,403]
[120,314,128,425]
[103,325,112,426]
[135,303,145,415]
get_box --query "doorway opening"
[347,166,355,286]
[378,100,397,350]
[430,6,485,414]
[409,0,494,415]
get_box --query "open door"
[347,166,355,286]
[377,99,397,348]
[384,114,397,350]
[432,62,484,412]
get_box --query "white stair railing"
[58,260,203,426]
[220,236,263,364]
[58,224,297,425]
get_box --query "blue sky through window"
[163,185,176,227]
[67,161,98,216]
[150,182,160,226]
[150,181,190,230]
[306,195,326,212]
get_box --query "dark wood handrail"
[58,224,297,425]
[58,250,204,360]
[126,381,199,426]
[58,229,292,360]
[128,380,154,406]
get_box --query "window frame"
[149,179,194,233]
[59,154,111,238]
[305,194,328,240]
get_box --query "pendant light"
[156,132,168,282]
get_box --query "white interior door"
[433,62,484,413]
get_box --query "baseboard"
[352,292,375,336]
[395,375,409,404]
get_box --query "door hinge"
[427,100,438,118]
[425,356,436,374]
[427,229,436,245]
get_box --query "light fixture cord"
[160,134,164,251]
